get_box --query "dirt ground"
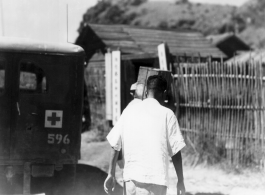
[79,132,265,195]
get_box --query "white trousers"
[124,180,167,195]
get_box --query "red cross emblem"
[45,110,63,128]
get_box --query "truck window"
[19,61,47,94]
[0,59,5,94]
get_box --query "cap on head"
[130,82,137,91]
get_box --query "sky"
[0,0,98,43]
[0,0,249,43]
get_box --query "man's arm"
[104,148,120,194]
[172,151,185,195]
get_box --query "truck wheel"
[52,164,76,195]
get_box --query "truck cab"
[0,37,85,194]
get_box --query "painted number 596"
[48,134,70,144]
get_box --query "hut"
[75,23,226,130]
[207,33,251,60]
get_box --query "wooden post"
[111,50,121,125]
[157,42,171,71]
[105,49,112,121]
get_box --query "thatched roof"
[76,23,226,60]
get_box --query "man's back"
[121,98,185,186]
[104,75,186,195]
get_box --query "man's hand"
[177,181,185,195]
[104,174,116,194]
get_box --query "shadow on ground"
[0,163,122,195]
[75,163,123,195]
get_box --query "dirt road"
[79,133,265,195]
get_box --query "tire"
[52,164,76,195]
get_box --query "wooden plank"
[132,37,214,45]
[104,40,140,48]
[136,41,217,49]
[132,36,214,43]
[121,53,157,60]
[90,24,125,33]
[140,46,224,53]
[109,47,144,54]
[95,32,132,40]
[124,27,202,37]
[140,47,225,58]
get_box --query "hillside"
[78,0,265,49]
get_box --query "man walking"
[104,75,186,195]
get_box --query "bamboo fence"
[174,60,265,167]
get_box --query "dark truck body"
[0,37,85,194]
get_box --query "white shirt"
[107,98,185,186]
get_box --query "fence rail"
[174,61,265,167]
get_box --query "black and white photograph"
[0,0,264,195]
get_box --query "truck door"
[11,58,49,160]
[0,57,11,159]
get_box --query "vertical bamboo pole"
[208,61,212,143]
[230,63,234,165]
[184,63,190,140]
[186,63,191,141]
[250,61,255,165]
[205,62,209,143]
[242,61,247,165]
[216,62,220,147]
[216,63,223,147]
[179,62,185,132]
[212,62,216,142]
[223,64,228,159]
[211,61,215,140]
[235,63,240,165]
[195,63,199,143]
[199,63,203,141]
[258,61,263,168]
[260,61,265,169]
[190,63,195,143]
[220,61,224,149]
[261,61,265,169]
[247,62,253,166]
[256,60,261,165]
[228,62,233,164]
[239,63,244,164]
[201,63,207,143]
[253,61,258,165]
